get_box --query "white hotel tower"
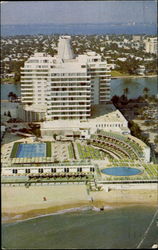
[20,36,111,121]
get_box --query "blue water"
[101,167,142,176]
[111,77,158,98]
[1,84,21,100]
[1,23,157,36]
[16,143,46,158]
[2,206,158,249]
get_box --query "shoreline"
[2,201,157,224]
[111,74,157,79]
[1,81,20,84]
[2,184,158,224]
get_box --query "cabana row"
[28,172,91,179]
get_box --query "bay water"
[111,77,157,99]
[1,83,21,100]
[1,77,157,100]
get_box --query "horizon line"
[2,22,157,26]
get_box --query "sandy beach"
[2,183,158,223]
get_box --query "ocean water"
[1,77,157,100]
[2,206,158,249]
[1,23,157,36]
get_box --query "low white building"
[136,65,146,75]
[117,57,127,62]
[19,104,47,122]
[2,163,95,176]
[41,104,130,139]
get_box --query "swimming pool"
[16,143,46,158]
[101,167,142,176]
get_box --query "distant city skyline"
[1,1,157,25]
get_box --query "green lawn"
[1,77,15,83]
[143,163,158,178]
[111,70,130,77]
[10,142,21,158]
[45,141,52,157]
[68,143,75,159]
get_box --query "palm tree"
[8,92,17,101]
[12,93,18,100]
[7,111,11,117]
[143,87,150,98]
[8,91,14,101]
[123,87,129,98]
[111,95,120,105]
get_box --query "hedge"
[46,141,51,157]
[10,142,21,158]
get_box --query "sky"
[1,1,157,25]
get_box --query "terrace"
[93,143,124,159]
[103,131,144,155]
[90,130,144,160]
[76,142,107,160]
[2,128,155,185]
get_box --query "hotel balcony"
[49,75,90,79]
[51,93,90,100]
[21,75,48,79]
[47,103,90,107]
[50,89,91,93]
[48,113,90,117]
[21,72,48,75]
[21,80,33,82]
[47,108,90,113]
[50,85,91,89]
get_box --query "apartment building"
[132,35,142,42]
[144,37,157,54]
[20,36,111,121]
